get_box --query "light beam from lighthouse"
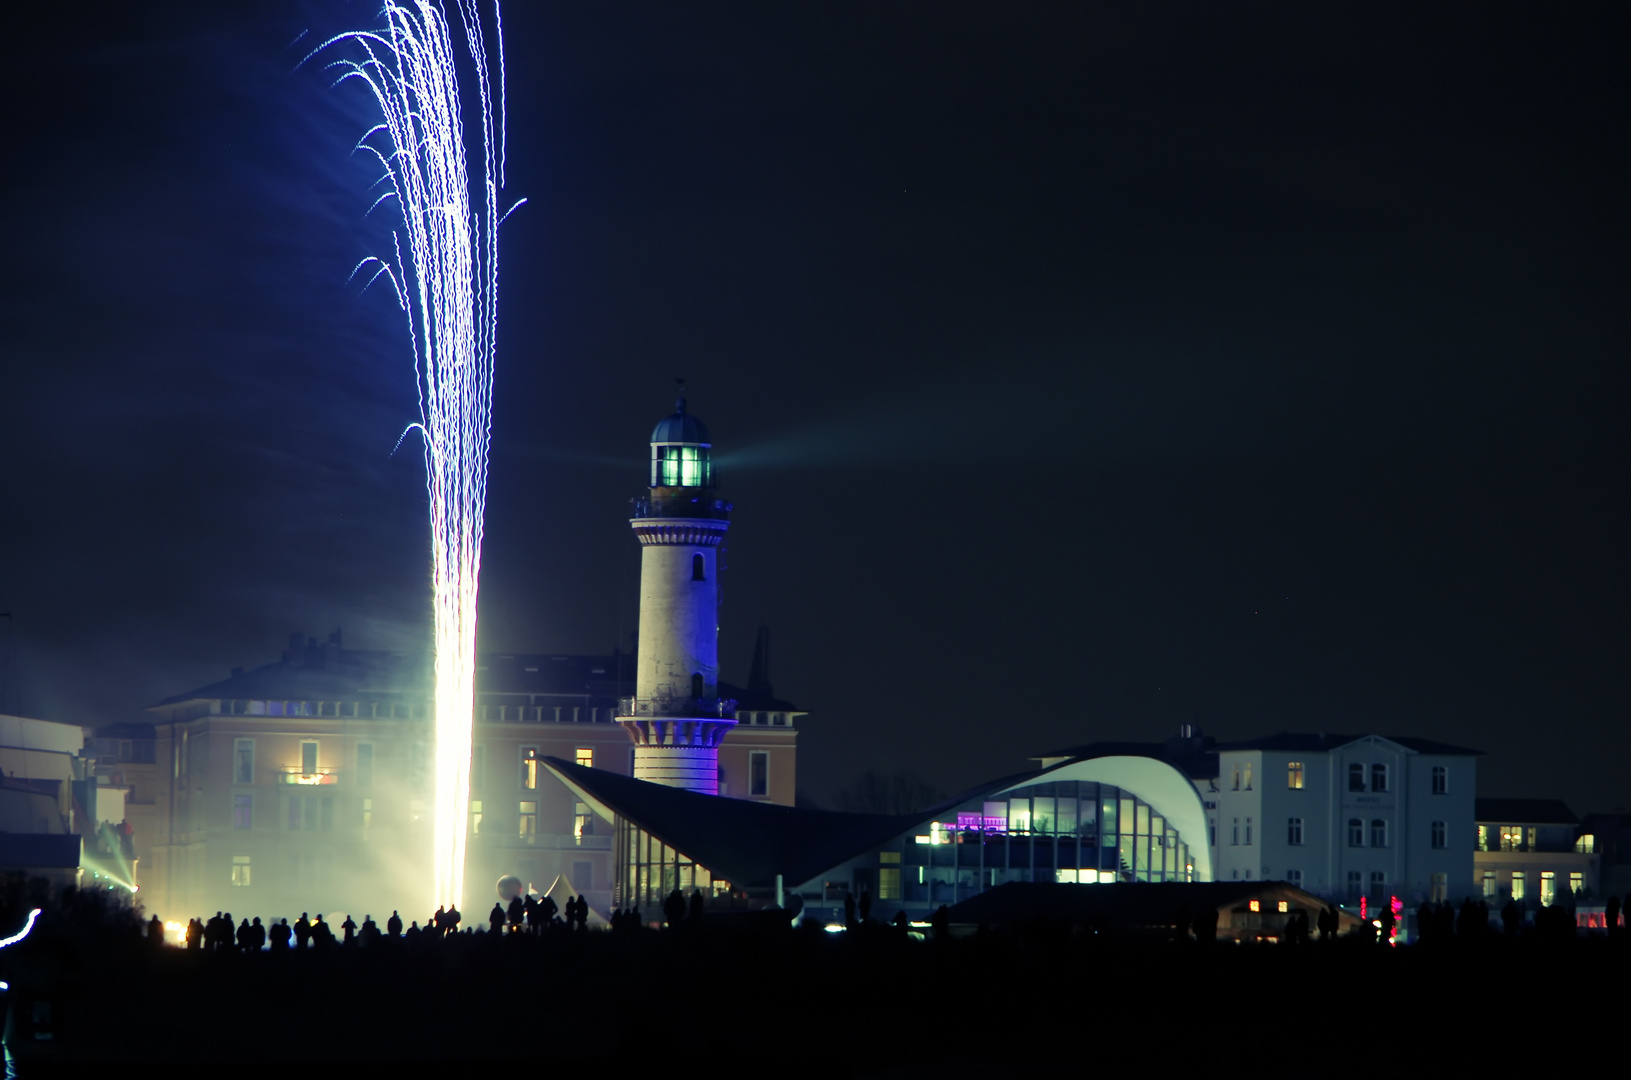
[616,391,735,793]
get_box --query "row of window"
[232,739,772,799]
[1480,870,1584,905]
[215,700,625,723]
[1214,816,1450,850]
[231,791,599,842]
[1230,761,1451,794]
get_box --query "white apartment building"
[1208,734,1478,904]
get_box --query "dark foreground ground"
[1,908,1623,1077]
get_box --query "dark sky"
[1,3,1625,810]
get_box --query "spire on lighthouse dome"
[649,380,715,488]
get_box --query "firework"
[311,1,520,910]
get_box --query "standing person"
[341,915,358,946]
[236,918,253,953]
[250,917,266,951]
[294,913,312,950]
[445,903,461,935]
[270,919,292,951]
[147,914,164,947]
[360,915,380,947]
[431,906,445,936]
[312,914,332,948]
[524,894,540,935]
[386,910,403,938]
[507,894,524,932]
[489,903,506,934]
[538,893,558,928]
[843,892,857,932]
[186,917,202,951]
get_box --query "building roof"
[1475,798,1578,826]
[1032,738,1219,782]
[650,399,711,445]
[1215,733,1484,756]
[544,757,917,889]
[151,633,633,708]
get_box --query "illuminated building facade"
[1473,798,1598,908]
[548,750,1214,918]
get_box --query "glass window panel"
[1032,797,1055,834]
[1135,803,1150,836]
[1009,798,1031,834]
[1102,797,1118,836]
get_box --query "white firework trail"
[310,1,522,911]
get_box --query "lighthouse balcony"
[631,494,732,521]
[617,695,739,720]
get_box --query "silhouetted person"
[432,906,446,936]
[360,915,380,947]
[294,913,312,949]
[931,904,950,942]
[270,919,292,951]
[405,921,422,943]
[1608,895,1621,936]
[663,889,686,929]
[341,915,357,946]
[186,918,202,951]
[859,890,872,924]
[250,917,266,950]
[236,918,252,952]
[1379,903,1396,944]
[313,914,333,948]
[387,910,403,938]
[147,914,164,947]
[844,891,857,932]
[689,889,705,925]
[575,895,590,931]
[507,895,524,931]
[538,894,558,927]
[489,903,506,934]
[445,904,461,935]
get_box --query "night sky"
[1,3,1624,811]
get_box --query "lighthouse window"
[659,445,707,487]
[692,553,706,581]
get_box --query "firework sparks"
[311,1,519,910]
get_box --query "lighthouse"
[616,392,735,793]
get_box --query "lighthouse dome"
[650,398,711,446]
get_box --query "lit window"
[518,801,537,839]
[356,743,373,788]
[1288,817,1304,846]
[573,801,593,843]
[1348,818,1365,847]
[1277,901,1289,913]
[231,855,251,887]
[1482,871,1497,898]
[1500,826,1523,852]
[1540,871,1556,908]
[878,868,901,900]
[232,794,252,830]
[1231,764,1241,791]
[1431,821,1446,849]
[468,800,480,835]
[233,739,254,785]
[750,751,769,797]
[1569,871,1584,895]
[1287,761,1304,790]
[1244,817,1253,845]
[1478,825,1491,851]
[1249,899,1260,912]
[301,741,318,776]
[1526,826,1537,849]
[1370,819,1388,848]
[1348,764,1365,792]
[576,747,593,769]
[1431,765,1447,794]
[1242,763,1253,791]
[521,747,538,790]
[1576,834,1595,854]
[1370,764,1388,793]
[1511,872,1526,902]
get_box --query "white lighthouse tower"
[616,392,735,793]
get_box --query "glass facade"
[615,817,733,911]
